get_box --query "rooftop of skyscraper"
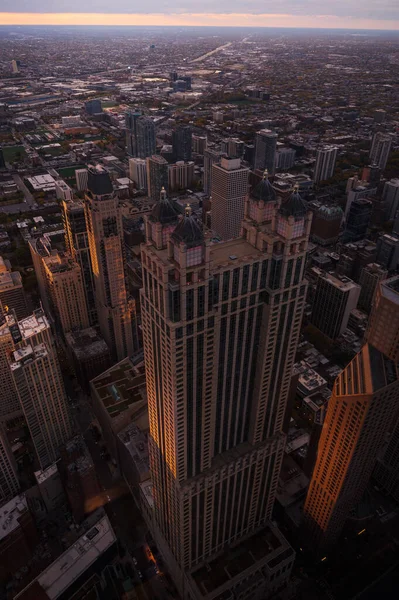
[0,495,28,542]
[381,275,399,303]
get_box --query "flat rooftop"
[65,327,109,360]
[18,310,49,341]
[91,357,146,418]
[190,524,294,597]
[118,421,149,476]
[381,275,399,304]
[35,463,58,485]
[210,238,264,267]
[0,494,27,542]
[312,267,359,291]
[15,515,116,600]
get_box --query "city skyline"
[0,13,399,31]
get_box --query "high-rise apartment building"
[42,252,90,336]
[254,129,277,175]
[343,198,373,243]
[85,99,102,115]
[172,126,192,162]
[84,166,134,361]
[0,426,19,504]
[310,269,360,340]
[75,169,88,192]
[168,161,195,192]
[211,157,249,240]
[146,155,169,202]
[275,148,296,171]
[313,146,338,184]
[303,343,399,552]
[358,263,387,314]
[62,199,97,326]
[382,178,399,221]
[126,111,156,158]
[203,148,221,197]
[376,233,399,271]
[9,310,73,470]
[304,275,399,553]
[370,132,392,171]
[192,135,207,155]
[0,257,29,320]
[141,181,312,597]
[129,157,148,191]
[0,313,21,422]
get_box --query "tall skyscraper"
[343,198,372,243]
[85,99,102,115]
[9,310,74,470]
[370,132,392,171]
[313,146,338,184]
[303,275,399,553]
[211,157,249,240]
[75,169,88,192]
[203,148,221,197]
[42,252,90,336]
[129,157,148,191]
[254,129,277,175]
[310,269,360,340]
[62,199,97,326]
[192,135,207,155]
[141,181,312,596]
[0,310,21,422]
[0,256,29,320]
[382,178,399,221]
[376,233,399,271]
[172,126,192,162]
[146,155,169,202]
[168,161,195,192]
[358,263,387,314]
[84,166,135,361]
[125,111,156,158]
[0,425,19,504]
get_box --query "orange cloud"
[0,12,398,29]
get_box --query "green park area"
[57,164,86,186]
[2,145,26,163]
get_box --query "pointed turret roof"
[150,188,180,224]
[279,185,307,218]
[251,169,276,203]
[172,204,204,248]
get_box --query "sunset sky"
[0,1,398,30]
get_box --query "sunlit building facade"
[141,181,312,597]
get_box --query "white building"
[75,168,88,192]
[129,157,148,191]
[211,157,249,240]
[55,180,73,201]
[168,161,195,192]
[370,132,392,171]
[313,146,338,184]
[382,179,399,221]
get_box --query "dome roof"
[150,188,180,224]
[279,185,307,218]
[317,204,343,220]
[251,170,276,203]
[172,205,204,248]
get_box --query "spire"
[150,188,180,224]
[172,206,204,248]
[251,169,276,203]
[279,184,307,218]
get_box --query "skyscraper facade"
[370,132,392,171]
[84,166,135,361]
[343,198,373,243]
[203,148,221,197]
[9,310,73,470]
[172,126,192,162]
[0,425,19,504]
[146,155,169,202]
[211,157,249,240]
[141,181,312,596]
[313,146,338,184]
[254,129,277,175]
[358,263,387,314]
[310,269,360,340]
[129,157,148,191]
[42,252,90,336]
[126,111,156,158]
[62,199,97,326]
[303,343,399,552]
[304,275,399,553]
[0,312,21,422]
